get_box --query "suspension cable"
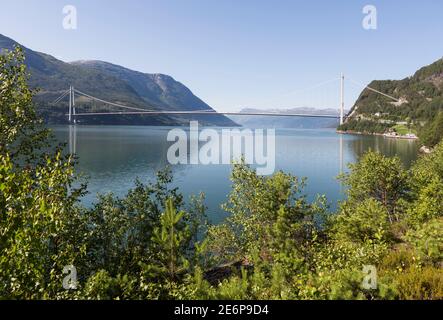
[73,88,156,112]
[52,90,70,104]
[347,77,400,102]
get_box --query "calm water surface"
[52,126,419,224]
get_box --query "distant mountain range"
[229,107,340,129]
[0,33,236,126]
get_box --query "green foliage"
[379,248,419,274]
[405,218,443,264]
[338,119,393,134]
[419,112,443,147]
[0,47,51,165]
[80,171,185,276]
[332,198,391,244]
[0,48,85,299]
[408,142,443,230]
[147,198,191,281]
[207,161,327,267]
[407,178,443,224]
[340,151,408,222]
[82,271,138,300]
[78,174,207,300]
[340,58,443,145]
[410,141,443,189]
[1,50,442,300]
[314,269,369,300]
[394,266,443,300]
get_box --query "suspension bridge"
[61,74,402,175]
[53,74,400,126]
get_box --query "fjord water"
[52,126,419,224]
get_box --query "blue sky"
[1,0,443,111]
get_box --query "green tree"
[149,198,191,281]
[332,198,391,244]
[0,47,51,166]
[419,112,443,147]
[0,48,85,299]
[207,161,326,264]
[409,141,443,195]
[340,151,408,222]
[405,218,443,264]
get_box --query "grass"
[393,124,416,135]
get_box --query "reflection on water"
[52,126,419,224]
[349,134,419,165]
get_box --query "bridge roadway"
[70,110,342,119]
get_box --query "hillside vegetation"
[0,34,236,126]
[1,48,442,300]
[339,58,443,147]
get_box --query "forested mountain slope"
[0,34,236,126]
[339,58,443,146]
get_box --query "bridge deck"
[71,111,342,119]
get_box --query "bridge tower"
[72,85,76,124]
[68,86,72,123]
[340,73,345,125]
[68,85,76,124]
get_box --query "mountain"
[229,107,340,129]
[339,57,443,146]
[0,33,237,126]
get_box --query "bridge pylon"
[68,86,72,123]
[68,85,76,124]
[340,73,345,125]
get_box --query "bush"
[395,267,443,300]
[405,218,443,264]
[419,112,443,147]
[332,199,391,244]
[340,151,408,222]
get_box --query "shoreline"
[336,130,419,140]
[337,129,434,154]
